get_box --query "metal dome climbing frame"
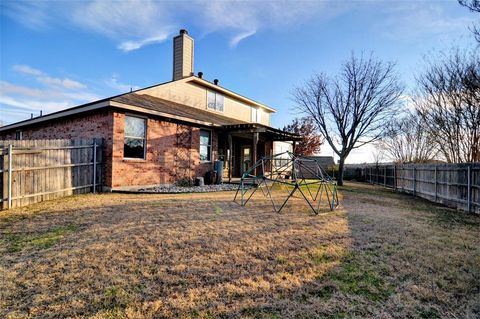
[233,152,339,214]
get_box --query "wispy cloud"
[2,0,473,51]
[0,81,43,97]
[1,0,52,29]
[229,30,256,48]
[105,75,140,93]
[376,2,475,40]
[72,0,177,52]
[1,0,331,51]
[13,64,86,90]
[12,64,43,76]
[118,34,171,52]
[37,77,85,90]
[0,65,99,123]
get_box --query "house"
[0,30,300,190]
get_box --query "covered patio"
[219,123,302,182]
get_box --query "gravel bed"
[137,183,242,193]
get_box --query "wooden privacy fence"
[0,139,103,210]
[361,163,480,214]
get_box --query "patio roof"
[222,123,302,141]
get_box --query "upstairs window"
[15,130,23,140]
[207,90,224,112]
[251,107,262,123]
[124,115,146,159]
[199,129,212,162]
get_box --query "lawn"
[0,182,479,318]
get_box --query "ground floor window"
[124,115,146,159]
[200,129,212,162]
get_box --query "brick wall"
[0,111,114,188]
[0,109,220,189]
[111,112,218,188]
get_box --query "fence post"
[394,165,397,190]
[467,165,471,213]
[7,144,13,209]
[93,140,97,193]
[413,166,416,197]
[402,165,405,192]
[434,165,438,202]
[384,166,387,187]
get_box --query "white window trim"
[123,114,147,160]
[251,107,262,123]
[199,128,213,162]
[256,108,262,123]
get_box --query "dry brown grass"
[0,182,478,318]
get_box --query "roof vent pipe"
[198,72,203,79]
[213,79,219,85]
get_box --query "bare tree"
[283,117,323,155]
[458,0,480,42]
[378,111,438,163]
[293,53,403,185]
[415,48,480,163]
[371,147,385,165]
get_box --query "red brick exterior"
[0,109,219,189]
[111,111,217,188]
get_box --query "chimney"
[172,29,194,81]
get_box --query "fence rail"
[359,163,480,214]
[0,139,103,210]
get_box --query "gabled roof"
[1,75,278,132]
[0,90,301,141]
[112,94,248,126]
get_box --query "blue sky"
[0,0,477,162]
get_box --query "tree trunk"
[337,157,346,186]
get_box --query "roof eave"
[0,101,111,132]
[222,123,302,141]
[110,101,223,128]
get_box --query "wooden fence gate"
[0,139,103,210]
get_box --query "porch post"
[228,133,232,183]
[252,132,259,175]
[292,141,297,155]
